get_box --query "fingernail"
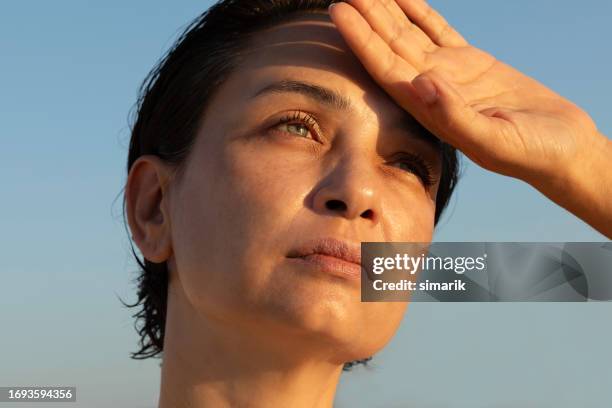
[413,75,438,105]
[328,3,336,11]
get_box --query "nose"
[311,153,381,225]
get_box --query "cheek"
[168,139,312,320]
[412,202,436,241]
[382,188,437,243]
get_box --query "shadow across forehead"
[248,13,349,52]
[238,13,443,152]
[241,15,361,73]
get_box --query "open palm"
[329,0,601,183]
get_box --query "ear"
[125,155,175,263]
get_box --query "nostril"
[360,209,374,219]
[325,199,347,212]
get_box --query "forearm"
[537,131,612,239]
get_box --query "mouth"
[287,237,363,281]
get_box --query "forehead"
[233,13,409,121]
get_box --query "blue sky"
[1,1,611,407]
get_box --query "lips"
[287,237,362,267]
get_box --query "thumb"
[411,71,493,149]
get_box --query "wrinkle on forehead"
[254,16,347,52]
[242,14,360,68]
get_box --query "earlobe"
[125,155,174,263]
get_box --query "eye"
[391,153,436,187]
[271,110,321,141]
[279,122,311,138]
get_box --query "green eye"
[273,110,321,140]
[282,123,311,138]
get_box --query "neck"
[158,284,344,408]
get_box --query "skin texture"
[127,13,440,408]
[125,2,612,407]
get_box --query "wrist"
[567,130,611,192]
[557,130,612,237]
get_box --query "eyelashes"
[391,152,437,187]
[269,110,437,187]
[271,110,321,141]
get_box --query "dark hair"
[124,0,459,371]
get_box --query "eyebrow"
[252,79,352,112]
[251,79,441,150]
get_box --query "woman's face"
[165,13,442,363]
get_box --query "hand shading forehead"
[230,13,442,153]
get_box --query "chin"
[256,280,405,360]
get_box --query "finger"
[410,70,505,160]
[346,0,436,60]
[329,2,420,86]
[396,0,468,47]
